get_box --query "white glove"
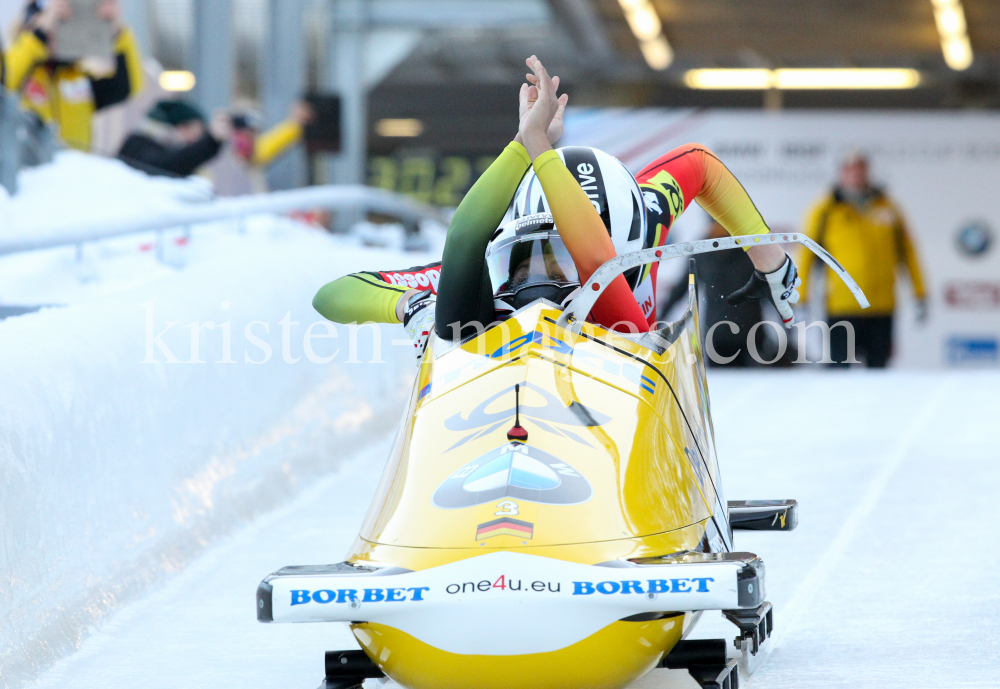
[402,290,436,364]
[727,255,802,328]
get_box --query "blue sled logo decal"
[433,443,593,509]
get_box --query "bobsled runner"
[257,233,867,689]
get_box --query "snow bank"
[0,155,432,688]
[3,151,212,239]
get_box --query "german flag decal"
[476,517,534,541]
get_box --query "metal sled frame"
[555,232,869,333]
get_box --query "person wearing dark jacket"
[118,99,230,177]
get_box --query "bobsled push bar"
[555,232,868,333]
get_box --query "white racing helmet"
[486,213,581,312]
[505,146,649,291]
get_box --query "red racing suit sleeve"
[636,144,771,323]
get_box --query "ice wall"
[0,223,418,688]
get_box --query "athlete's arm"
[313,273,409,324]
[434,141,532,340]
[638,143,800,324]
[531,151,649,332]
[520,56,648,333]
[637,144,784,273]
[313,264,441,324]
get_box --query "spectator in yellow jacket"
[799,152,928,368]
[3,0,144,153]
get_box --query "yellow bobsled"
[257,233,866,689]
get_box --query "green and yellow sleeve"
[313,273,410,324]
[434,141,531,338]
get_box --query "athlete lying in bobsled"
[312,55,801,349]
[262,56,871,689]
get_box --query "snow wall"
[0,219,418,688]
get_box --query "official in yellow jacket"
[799,152,928,368]
[4,0,144,153]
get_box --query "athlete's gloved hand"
[726,255,802,328]
[402,289,436,364]
[915,297,929,324]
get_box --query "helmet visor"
[486,231,579,298]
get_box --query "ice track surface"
[29,370,1000,689]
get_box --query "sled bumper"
[256,551,764,656]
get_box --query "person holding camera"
[3,0,144,154]
[208,100,315,196]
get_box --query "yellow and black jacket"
[799,188,927,317]
[3,27,143,151]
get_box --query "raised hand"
[519,79,568,145]
[547,92,569,144]
[517,56,567,159]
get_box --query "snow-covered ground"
[21,370,1000,689]
[0,154,441,688]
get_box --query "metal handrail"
[0,184,448,258]
[555,232,870,333]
